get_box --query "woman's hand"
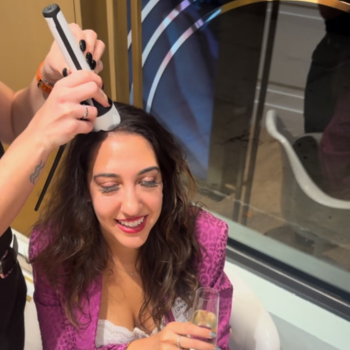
[40,23,105,85]
[23,70,109,152]
[128,322,220,350]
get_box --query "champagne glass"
[189,287,219,346]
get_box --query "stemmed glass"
[189,287,220,347]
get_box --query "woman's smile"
[115,215,148,234]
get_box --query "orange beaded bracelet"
[36,61,54,95]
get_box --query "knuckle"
[165,322,175,331]
[186,323,196,333]
[84,29,98,40]
[161,329,172,342]
[159,331,167,342]
[68,23,80,33]
[53,78,65,89]
[89,82,101,94]
[65,122,77,135]
[52,89,68,105]
[62,103,74,118]
[82,70,92,80]
[94,74,103,85]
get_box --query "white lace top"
[96,297,191,347]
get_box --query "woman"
[30,103,233,350]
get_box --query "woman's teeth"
[117,217,145,228]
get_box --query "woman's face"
[88,132,163,252]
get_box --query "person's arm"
[0,75,51,145]
[0,70,108,236]
[0,24,106,236]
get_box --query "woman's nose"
[120,187,141,215]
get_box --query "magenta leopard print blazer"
[29,210,233,350]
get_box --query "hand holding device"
[42,3,120,132]
[35,4,120,211]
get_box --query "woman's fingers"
[68,81,109,107]
[94,60,104,75]
[43,24,105,83]
[91,40,105,72]
[54,71,109,107]
[78,105,98,122]
[80,29,105,72]
[167,322,215,339]
[177,334,218,350]
[57,70,103,89]
[82,29,98,55]
[165,322,218,350]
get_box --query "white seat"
[224,264,281,350]
[265,109,350,210]
[22,267,42,350]
[265,109,350,253]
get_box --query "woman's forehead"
[90,133,158,171]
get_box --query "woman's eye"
[140,180,159,188]
[100,185,119,193]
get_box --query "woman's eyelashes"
[139,174,162,188]
[98,177,161,194]
[100,184,119,194]
[140,179,160,188]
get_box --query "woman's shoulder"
[193,209,229,284]
[194,209,228,245]
[28,225,51,261]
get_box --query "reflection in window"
[141,0,350,293]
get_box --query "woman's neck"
[107,241,139,272]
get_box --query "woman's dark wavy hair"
[32,102,202,328]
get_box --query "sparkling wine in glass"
[189,287,219,347]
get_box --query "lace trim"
[96,298,191,347]
[96,319,158,347]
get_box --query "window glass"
[143,0,350,293]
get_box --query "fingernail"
[86,52,93,64]
[209,332,217,338]
[79,40,86,52]
[62,68,68,77]
[90,60,96,70]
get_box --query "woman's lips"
[115,216,147,234]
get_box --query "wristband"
[36,61,54,95]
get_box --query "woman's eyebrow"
[93,173,118,180]
[93,167,159,180]
[138,166,160,175]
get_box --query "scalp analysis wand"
[35,4,121,210]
